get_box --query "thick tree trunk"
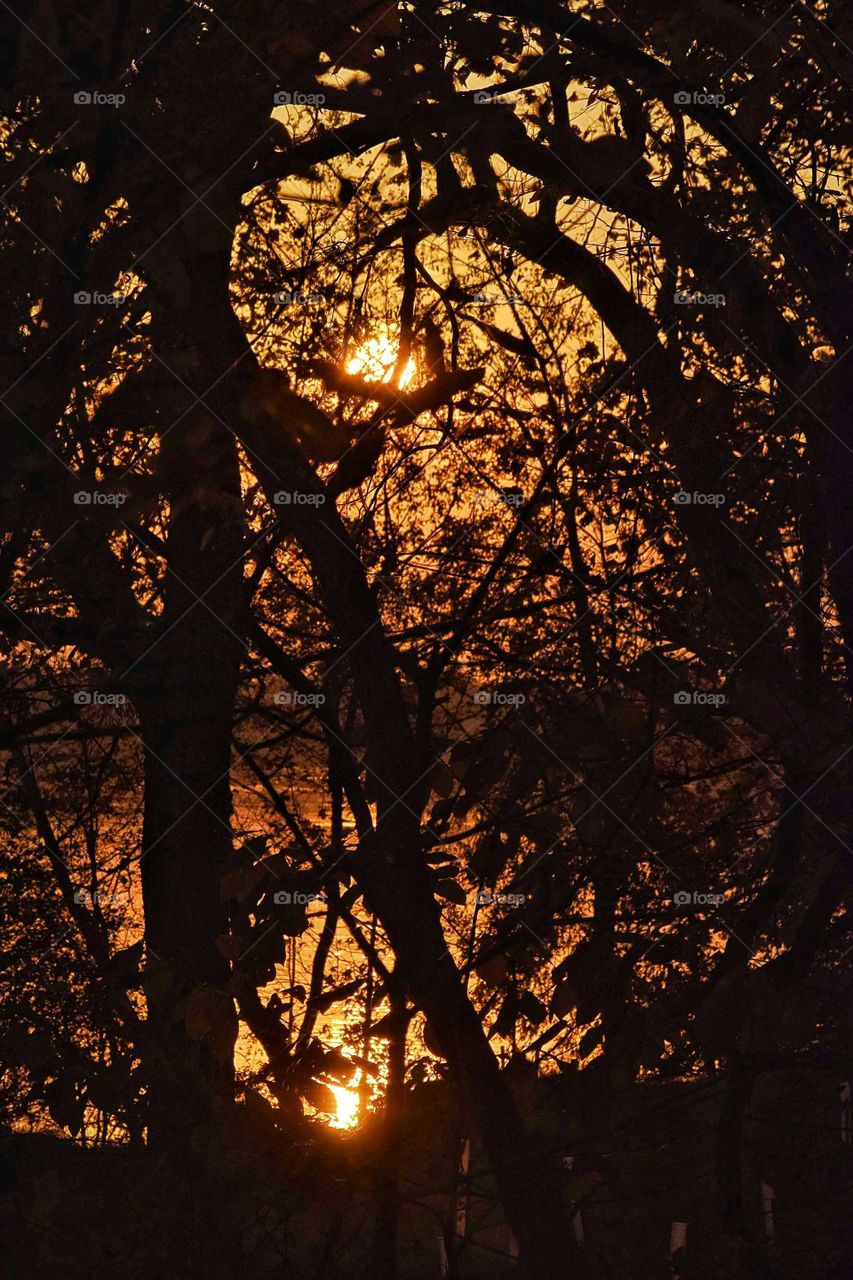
[128,93,251,1137]
[137,627,242,1144]
[133,278,247,1145]
[134,315,246,1140]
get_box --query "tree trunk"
[137,625,241,1144]
[129,98,251,1137]
[133,308,246,1146]
[237,421,587,1277]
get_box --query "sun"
[326,1080,361,1129]
[346,331,415,388]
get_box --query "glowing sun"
[326,1080,361,1129]
[346,332,415,388]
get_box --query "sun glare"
[346,332,415,388]
[326,1080,361,1129]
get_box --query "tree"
[3,3,852,1277]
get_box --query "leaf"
[44,1076,85,1135]
[207,1000,239,1064]
[518,992,547,1026]
[219,862,267,903]
[368,1009,408,1039]
[215,932,241,961]
[448,740,475,779]
[322,1048,356,1083]
[241,836,270,859]
[471,829,513,882]
[274,1089,305,1123]
[430,760,455,798]
[300,1079,337,1114]
[85,1066,128,1114]
[494,990,520,1039]
[239,924,286,976]
[476,953,508,987]
[338,883,363,911]
[13,1029,57,1074]
[242,1087,281,1129]
[428,797,455,824]
[578,1022,604,1059]
[551,978,578,1018]
[103,940,144,987]
[434,877,467,905]
[278,901,311,937]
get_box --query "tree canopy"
[3,2,853,1277]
